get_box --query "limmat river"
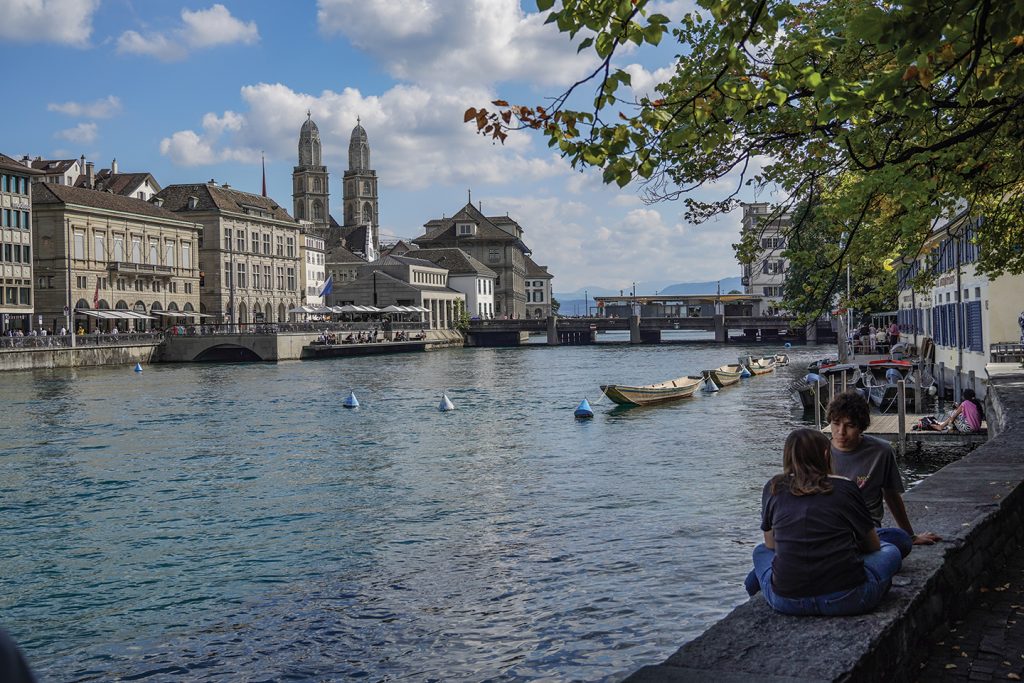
[0,333,959,682]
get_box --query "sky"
[0,0,764,295]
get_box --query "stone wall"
[626,368,1024,683]
[0,343,159,371]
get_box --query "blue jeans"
[747,542,902,616]
[743,527,912,597]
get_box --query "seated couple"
[746,392,941,616]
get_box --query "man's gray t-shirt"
[831,434,905,525]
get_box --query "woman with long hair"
[924,388,984,433]
[745,428,903,615]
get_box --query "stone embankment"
[626,366,1024,683]
[0,341,159,371]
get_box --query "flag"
[261,152,267,197]
[92,279,100,309]
[318,275,333,298]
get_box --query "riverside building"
[403,247,496,320]
[740,202,791,314]
[0,153,42,333]
[156,182,304,325]
[301,231,327,308]
[31,183,201,331]
[524,255,553,319]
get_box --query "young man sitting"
[827,392,941,556]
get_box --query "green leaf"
[536,0,555,11]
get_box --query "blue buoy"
[438,393,455,412]
[133,362,143,373]
[740,366,752,378]
[574,398,594,419]
[784,342,792,348]
[343,390,359,408]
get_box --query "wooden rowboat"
[600,374,704,406]
[739,355,776,375]
[707,364,745,387]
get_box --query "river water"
[0,334,958,681]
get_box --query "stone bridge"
[157,332,321,362]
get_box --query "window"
[164,240,175,268]
[363,181,370,194]
[488,248,500,263]
[264,265,271,288]
[131,236,142,263]
[276,267,284,289]
[181,242,192,269]
[76,275,88,288]
[19,288,30,305]
[760,236,786,249]
[22,245,30,263]
[263,234,271,255]
[287,267,296,291]
[237,263,247,288]
[74,231,85,259]
[762,260,785,274]
[237,230,245,252]
[148,239,158,265]
[457,222,476,236]
[225,262,233,288]
[252,268,260,290]
[276,235,284,256]
[113,234,124,261]
[250,232,258,252]
[224,228,232,250]
[185,282,193,294]
[286,236,295,257]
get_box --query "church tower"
[292,112,330,239]
[343,118,379,260]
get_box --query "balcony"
[107,262,174,276]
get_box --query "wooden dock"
[821,413,988,445]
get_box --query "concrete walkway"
[918,539,1024,681]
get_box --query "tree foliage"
[468,0,1024,316]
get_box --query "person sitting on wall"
[923,389,984,433]
[744,428,903,615]
[827,391,941,557]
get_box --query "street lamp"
[65,218,75,347]
[584,288,588,317]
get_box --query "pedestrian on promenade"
[745,428,903,615]
[887,320,900,349]
[827,391,941,556]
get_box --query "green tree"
[453,299,471,335]
[551,297,561,315]
[469,0,1024,314]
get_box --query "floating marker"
[702,377,720,393]
[343,391,359,408]
[739,366,752,378]
[133,362,143,373]
[784,342,792,349]
[574,398,594,419]
[438,393,455,412]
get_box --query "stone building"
[413,202,535,319]
[292,114,331,238]
[324,242,365,289]
[339,118,379,260]
[155,182,303,325]
[0,153,42,333]
[301,231,327,307]
[740,202,791,314]
[403,247,495,320]
[524,255,554,319]
[31,183,201,331]
[327,254,465,329]
[27,156,86,186]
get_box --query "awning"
[150,310,198,319]
[76,309,120,319]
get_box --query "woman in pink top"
[928,389,984,433]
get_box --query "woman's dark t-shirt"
[761,476,875,598]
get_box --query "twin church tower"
[292,113,379,260]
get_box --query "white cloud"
[0,0,99,47]
[47,95,122,119]
[622,63,678,100]
[316,0,595,88]
[55,122,98,144]
[117,4,259,61]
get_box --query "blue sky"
[0,0,759,294]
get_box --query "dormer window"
[457,222,477,236]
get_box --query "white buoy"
[702,376,720,393]
[343,390,359,408]
[438,393,455,412]
[574,398,594,419]
[134,362,143,373]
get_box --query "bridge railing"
[160,321,435,337]
[0,332,163,351]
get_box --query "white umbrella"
[380,305,404,313]
[288,305,313,314]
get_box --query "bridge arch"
[192,344,265,362]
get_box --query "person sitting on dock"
[924,389,984,433]
[745,428,903,615]
[826,392,941,557]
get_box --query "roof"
[403,248,497,277]
[0,153,42,175]
[381,240,412,256]
[155,183,294,222]
[30,158,79,174]
[84,171,161,196]
[365,268,460,294]
[524,255,552,278]
[325,243,366,264]
[415,202,532,254]
[376,254,444,269]
[32,182,195,223]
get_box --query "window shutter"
[968,301,983,352]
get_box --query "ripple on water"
[0,345,959,681]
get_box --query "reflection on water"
[0,343,956,681]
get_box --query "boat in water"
[773,354,791,366]
[600,374,704,406]
[738,355,776,375]
[790,363,862,411]
[707,364,745,387]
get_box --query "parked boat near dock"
[600,374,704,405]
[707,364,745,387]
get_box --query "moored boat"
[742,356,776,375]
[600,374,704,406]
[773,353,790,366]
[707,364,745,387]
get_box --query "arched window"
[362,202,372,224]
[313,200,323,220]
[346,204,354,223]
[314,178,322,192]
[362,181,370,194]
[296,203,305,219]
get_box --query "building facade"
[403,247,496,320]
[740,202,791,314]
[341,118,379,260]
[414,202,534,319]
[896,211,1024,397]
[27,156,86,186]
[327,254,465,329]
[155,182,303,325]
[524,255,553,319]
[0,153,42,333]
[31,183,201,331]
[301,231,327,307]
